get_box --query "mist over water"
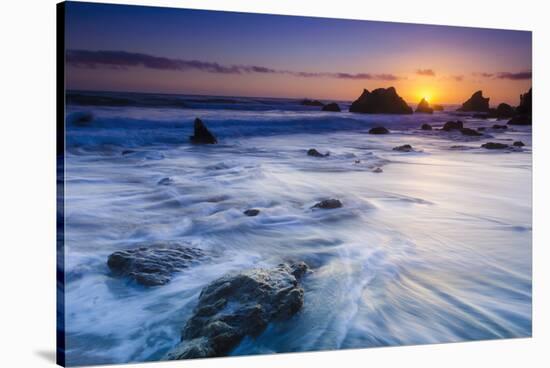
[63,93,531,365]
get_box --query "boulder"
[421,123,433,130]
[415,98,433,114]
[307,148,330,157]
[243,209,260,217]
[349,87,413,114]
[442,120,464,131]
[107,244,205,286]
[312,199,342,209]
[372,167,383,173]
[190,118,218,144]
[165,262,308,359]
[300,99,324,107]
[368,126,390,134]
[492,124,508,130]
[481,142,509,150]
[457,91,490,112]
[508,115,531,126]
[495,103,515,118]
[460,128,482,136]
[322,103,341,112]
[393,144,414,152]
[513,141,525,147]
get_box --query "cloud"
[66,49,400,81]
[416,69,436,77]
[452,75,464,82]
[473,71,531,80]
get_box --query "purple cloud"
[496,71,532,80]
[66,49,400,81]
[416,69,436,77]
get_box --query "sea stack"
[415,98,433,114]
[190,118,218,144]
[457,91,490,112]
[322,102,341,112]
[508,88,532,125]
[349,87,413,114]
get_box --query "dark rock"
[312,199,342,209]
[513,141,525,147]
[472,113,489,119]
[243,209,260,217]
[372,167,383,173]
[190,118,218,144]
[477,127,486,131]
[460,128,482,136]
[516,88,532,116]
[300,99,324,107]
[158,177,174,185]
[442,120,464,131]
[432,104,444,111]
[107,244,205,286]
[421,123,433,130]
[322,103,341,112]
[68,111,94,126]
[481,142,509,150]
[492,124,508,130]
[368,126,390,134]
[508,115,531,126]
[307,148,330,157]
[495,103,515,118]
[415,98,433,114]
[457,91,490,112]
[122,149,136,155]
[392,144,413,152]
[165,262,309,359]
[349,87,413,114]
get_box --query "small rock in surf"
[513,141,525,147]
[393,144,414,152]
[322,102,341,112]
[312,199,342,209]
[368,126,390,134]
[243,209,260,216]
[481,142,509,150]
[307,148,330,157]
[190,118,218,144]
[421,123,433,130]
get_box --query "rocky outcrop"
[312,199,342,209]
[165,262,309,360]
[307,148,330,157]
[421,123,433,130]
[508,115,532,126]
[442,120,464,131]
[495,103,515,118]
[349,87,413,114]
[322,103,341,112]
[457,91,490,112]
[300,99,324,107]
[393,144,414,152]
[368,126,390,134]
[190,118,218,144]
[516,88,532,116]
[481,142,509,150]
[243,209,260,217]
[415,98,433,114]
[107,244,205,286]
[460,128,482,136]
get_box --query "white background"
[0,0,548,367]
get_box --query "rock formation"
[349,87,413,114]
[368,126,390,134]
[457,91,490,112]
[415,98,433,114]
[322,102,341,112]
[190,118,218,144]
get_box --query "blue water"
[62,92,532,365]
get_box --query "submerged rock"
[190,118,218,144]
[243,209,260,217]
[421,123,433,130]
[312,199,342,209]
[372,167,383,173]
[442,120,464,131]
[107,244,205,286]
[393,144,413,152]
[368,126,390,134]
[121,149,136,155]
[457,90,490,112]
[158,177,174,185]
[513,141,525,147]
[349,87,413,114]
[481,142,509,150]
[415,98,433,114]
[460,128,482,136]
[68,111,94,126]
[322,103,341,112]
[165,262,309,359]
[307,148,330,157]
[300,99,324,107]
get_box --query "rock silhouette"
[307,148,330,157]
[415,98,433,114]
[322,103,341,112]
[482,142,509,150]
[442,121,464,131]
[421,123,433,130]
[190,118,218,144]
[349,87,413,114]
[368,126,390,134]
[457,91,490,112]
[300,99,324,107]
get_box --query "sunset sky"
[65,2,532,105]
